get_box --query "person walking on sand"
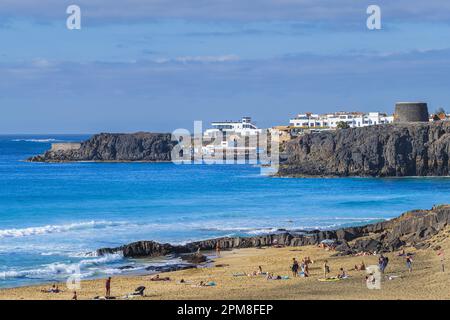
[216,242,221,257]
[105,277,111,298]
[406,256,413,273]
[291,258,299,277]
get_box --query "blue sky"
[1,1,450,133]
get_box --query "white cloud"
[153,54,239,64]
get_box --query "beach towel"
[232,272,246,277]
[318,277,341,282]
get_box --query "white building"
[204,116,262,138]
[289,112,394,130]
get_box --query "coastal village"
[200,102,450,155]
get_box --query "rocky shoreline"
[97,204,450,259]
[28,132,176,162]
[28,123,450,178]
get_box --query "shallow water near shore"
[1,134,450,288]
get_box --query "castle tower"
[394,102,429,122]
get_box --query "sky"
[1,1,450,133]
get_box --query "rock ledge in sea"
[28,132,176,162]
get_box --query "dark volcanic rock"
[96,205,450,258]
[181,253,208,264]
[28,132,177,162]
[97,240,188,257]
[279,122,450,177]
[145,264,196,272]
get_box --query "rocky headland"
[29,123,450,178]
[279,121,450,177]
[28,132,176,162]
[97,204,450,258]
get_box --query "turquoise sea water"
[0,135,449,288]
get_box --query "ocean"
[0,134,449,288]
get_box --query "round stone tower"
[394,102,429,122]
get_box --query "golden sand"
[1,231,449,300]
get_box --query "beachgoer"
[41,284,60,293]
[291,258,299,277]
[72,291,77,300]
[258,266,263,274]
[216,242,221,257]
[337,268,347,279]
[150,274,170,281]
[355,261,366,271]
[406,256,413,273]
[134,286,145,296]
[323,260,330,278]
[105,277,111,298]
[378,255,385,273]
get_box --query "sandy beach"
[1,227,449,300]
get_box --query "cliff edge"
[279,122,450,177]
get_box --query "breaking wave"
[0,253,124,280]
[11,138,58,143]
[0,221,131,239]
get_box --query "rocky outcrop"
[279,122,450,177]
[96,205,450,257]
[28,132,177,162]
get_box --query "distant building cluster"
[204,117,262,138]
[201,102,449,154]
[289,111,394,130]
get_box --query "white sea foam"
[0,220,130,238]
[0,253,123,280]
[11,138,58,143]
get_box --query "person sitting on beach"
[134,286,146,296]
[41,284,62,293]
[258,266,263,275]
[266,272,274,280]
[248,270,258,277]
[354,261,366,271]
[337,268,347,279]
[366,273,376,286]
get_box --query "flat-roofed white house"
[204,116,263,138]
[289,112,394,130]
